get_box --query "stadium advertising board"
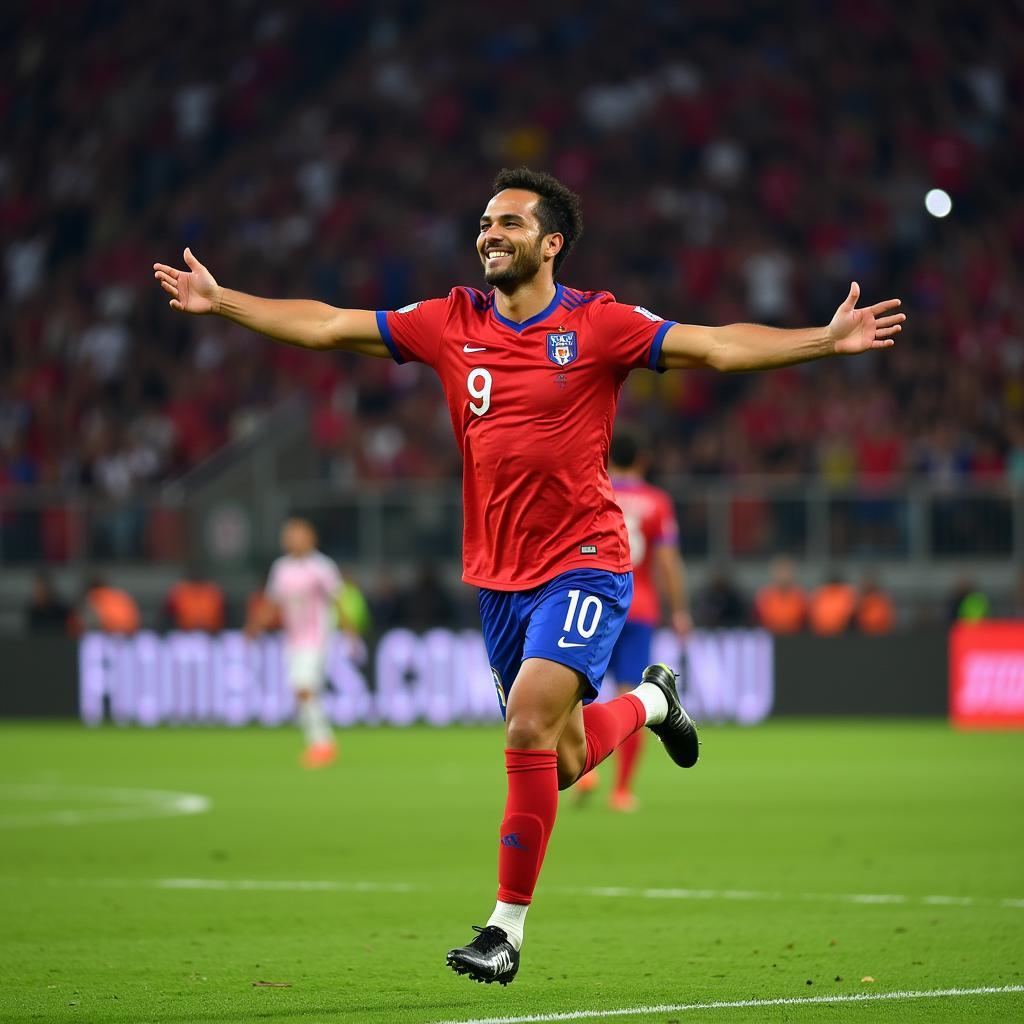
[77,628,774,727]
[949,621,1024,730]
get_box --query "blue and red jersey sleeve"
[375,294,453,366]
[588,296,678,373]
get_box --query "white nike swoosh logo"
[558,638,586,648]
[463,344,487,352]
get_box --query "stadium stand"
[0,2,1021,623]
[3,2,1022,499]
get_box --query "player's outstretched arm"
[658,282,905,372]
[153,248,389,358]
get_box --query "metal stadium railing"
[1,479,1020,569]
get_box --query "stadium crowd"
[2,2,1023,516]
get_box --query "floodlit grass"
[1,720,1022,1023]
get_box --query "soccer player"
[248,517,342,768]
[154,167,904,985]
[576,427,692,812]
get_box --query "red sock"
[496,748,559,905]
[614,727,645,793]
[581,694,645,775]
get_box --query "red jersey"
[612,477,680,624]
[377,285,675,590]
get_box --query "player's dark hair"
[492,167,583,276]
[610,427,643,469]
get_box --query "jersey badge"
[547,331,578,366]
[632,305,661,321]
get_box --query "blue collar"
[490,284,563,334]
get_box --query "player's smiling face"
[478,189,546,289]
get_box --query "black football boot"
[446,925,520,985]
[642,663,700,767]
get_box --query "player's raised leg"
[560,666,698,786]
[640,663,699,768]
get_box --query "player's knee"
[505,713,557,750]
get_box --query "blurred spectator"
[947,577,990,623]
[163,567,227,632]
[73,576,141,635]
[335,572,373,637]
[856,573,895,635]
[24,571,71,632]
[754,556,807,634]
[808,572,857,635]
[695,571,748,628]
[2,1,1023,532]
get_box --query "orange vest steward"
[857,591,894,634]
[808,583,857,635]
[755,586,807,633]
[88,587,141,635]
[166,580,226,632]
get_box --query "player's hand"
[153,248,220,315]
[827,282,905,354]
[672,609,694,639]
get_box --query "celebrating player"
[154,167,904,985]
[248,517,342,768]
[576,427,692,812]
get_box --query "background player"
[577,427,692,811]
[154,167,904,986]
[248,517,342,768]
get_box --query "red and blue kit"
[612,477,680,625]
[607,477,680,684]
[376,284,676,591]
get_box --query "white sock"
[486,900,529,951]
[630,681,669,725]
[298,697,333,746]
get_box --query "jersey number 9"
[467,368,492,417]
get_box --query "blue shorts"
[479,569,633,717]
[607,620,655,686]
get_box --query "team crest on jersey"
[547,331,578,366]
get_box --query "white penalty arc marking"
[430,985,1024,1024]
[0,785,210,827]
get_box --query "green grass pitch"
[1,720,1022,1023]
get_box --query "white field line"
[156,878,415,894]
[572,884,1024,910]
[0,785,210,827]
[1,877,1020,910]
[429,984,1024,1024]
[0,877,416,894]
